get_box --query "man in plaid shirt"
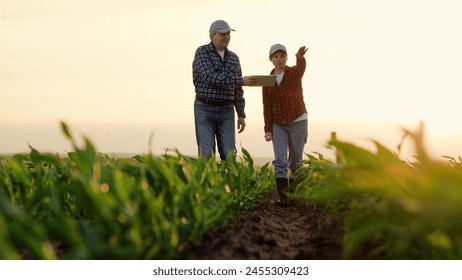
[263,43,308,206]
[193,20,256,160]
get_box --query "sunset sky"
[1,0,461,160]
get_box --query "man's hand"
[264,132,272,142]
[243,76,258,86]
[296,46,308,59]
[237,117,246,133]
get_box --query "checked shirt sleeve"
[233,64,245,118]
[296,55,306,79]
[262,85,274,133]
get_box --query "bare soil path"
[192,191,346,260]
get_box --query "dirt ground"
[192,191,349,260]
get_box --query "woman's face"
[270,51,287,69]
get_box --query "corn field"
[1,122,461,259]
[0,122,274,259]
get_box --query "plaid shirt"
[262,56,307,133]
[193,42,246,117]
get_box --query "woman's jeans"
[272,119,308,179]
[194,100,236,161]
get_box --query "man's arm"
[234,63,246,119]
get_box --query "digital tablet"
[250,75,277,86]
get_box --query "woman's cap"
[209,20,235,33]
[269,43,287,55]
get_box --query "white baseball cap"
[269,43,287,55]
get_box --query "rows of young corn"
[294,123,462,259]
[0,122,274,259]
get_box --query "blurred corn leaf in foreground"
[295,123,462,259]
[0,122,273,259]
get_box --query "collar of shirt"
[208,41,229,59]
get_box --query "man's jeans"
[194,100,236,161]
[272,119,308,179]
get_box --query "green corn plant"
[0,121,274,259]
[296,123,462,259]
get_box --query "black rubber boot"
[275,178,289,207]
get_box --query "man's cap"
[269,43,287,55]
[209,20,235,33]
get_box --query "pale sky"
[1,0,462,159]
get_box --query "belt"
[195,96,234,106]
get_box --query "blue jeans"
[194,100,236,160]
[272,119,308,179]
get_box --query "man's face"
[211,31,231,51]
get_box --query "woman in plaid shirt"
[262,43,308,207]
